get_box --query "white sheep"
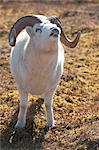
[9,15,80,128]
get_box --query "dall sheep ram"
[9,15,80,128]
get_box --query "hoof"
[14,121,25,129]
[47,120,56,128]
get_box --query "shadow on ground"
[87,139,99,150]
[1,98,49,150]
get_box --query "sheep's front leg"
[15,90,28,128]
[44,91,55,128]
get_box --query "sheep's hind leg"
[15,90,28,128]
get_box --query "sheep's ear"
[26,26,34,37]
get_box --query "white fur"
[10,15,64,128]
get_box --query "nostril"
[50,27,55,30]
[52,28,59,33]
[50,28,59,37]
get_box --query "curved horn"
[48,16,80,48]
[8,15,42,47]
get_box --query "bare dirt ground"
[0,1,99,150]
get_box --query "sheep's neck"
[23,41,59,73]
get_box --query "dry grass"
[0,1,99,150]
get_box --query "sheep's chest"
[18,54,63,96]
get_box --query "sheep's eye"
[35,28,42,33]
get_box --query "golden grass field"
[0,0,99,150]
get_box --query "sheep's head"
[8,15,80,48]
[25,21,61,50]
